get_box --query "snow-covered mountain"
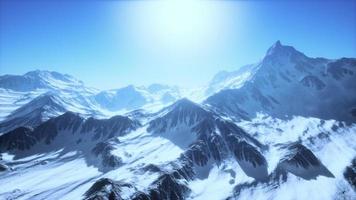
[0,93,67,133]
[0,41,355,200]
[0,71,182,133]
[94,84,181,113]
[0,91,105,134]
[0,70,99,128]
[0,70,93,92]
[205,41,356,123]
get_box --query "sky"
[0,0,355,89]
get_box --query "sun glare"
[118,0,234,55]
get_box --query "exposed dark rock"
[185,140,210,166]
[84,178,136,200]
[0,112,140,153]
[0,127,36,151]
[327,58,356,80]
[81,115,141,140]
[135,156,194,200]
[85,157,194,200]
[148,98,212,133]
[0,163,11,172]
[227,138,268,180]
[141,164,162,173]
[131,192,151,200]
[343,158,356,190]
[300,75,326,90]
[149,98,268,181]
[148,173,190,200]
[92,142,122,168]
[277,142,334,180]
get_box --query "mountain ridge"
[205,41,356,123]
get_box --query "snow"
[111,127,184,166]
[204,64,259,96]
[0,88,46,121]
[0,151,101,200]
[0,110,355,199]
[188,159,254,200]
[0,125,187,199]
[233,114,356,200]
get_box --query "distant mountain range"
[0,71,185,133]
[0,41,355,200]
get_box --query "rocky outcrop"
[300,75,326,90]
[343,158,356,190]
[92,141,122,169]
[277,143,334,180]
[148,98,212,133]
[0,127,36,151]
[0,163,11,172]
[228,140,268,180]
[149,98,268,180]
[0,112,140,153]
[85,157,194,200]
[81,115,141,140]
[84,178,136,200]
[133,157,194,200]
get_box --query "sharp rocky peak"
[265,40,304,59]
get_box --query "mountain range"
[0,41,355,200]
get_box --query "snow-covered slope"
[205,64,259,96]
[0,93,66,133]
[0,88,45,121]
[1,97,348,200]
[205,41,356,122]
[228,114,356,200]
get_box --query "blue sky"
[0,0,355,89]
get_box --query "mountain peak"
[266,40,285,56]
[172,98,197,108]
[274,40,282,47]
[155,98,207,118]
[264,40,305,59]
[148,97,211,134]
[166,98,210,119]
